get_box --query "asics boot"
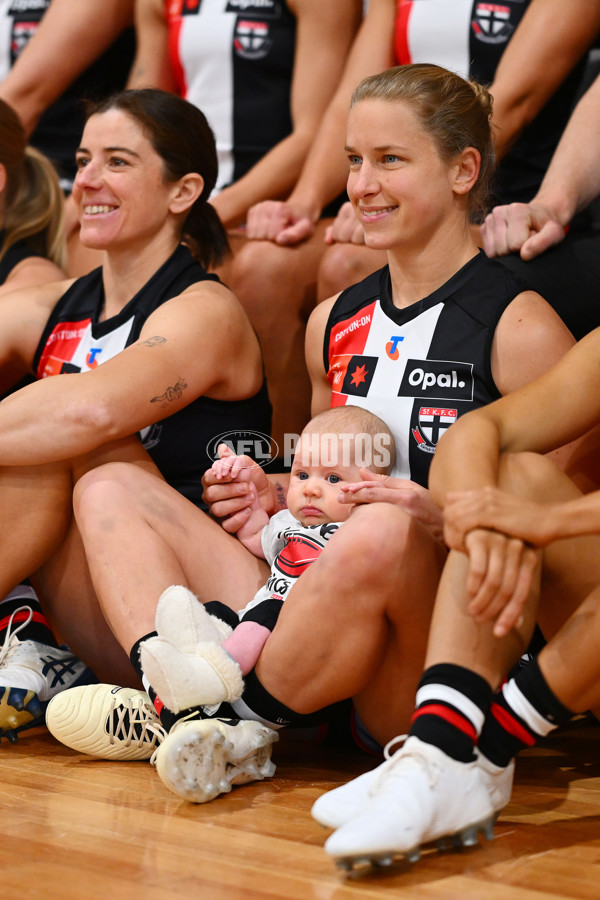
[0,606,96,742]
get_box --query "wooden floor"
[1,717,600,900]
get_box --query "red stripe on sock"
[0,610,50,632]
[411,703,478,741]
[153,695,164,716]
[491,701,536,746]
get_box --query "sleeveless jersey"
[323,252,528,487]
[0,0,135,188]
[32,244,272,505]
[165,0,295,193]
[394,0,588,204]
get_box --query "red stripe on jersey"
[0,610,49,632]
[328,301,377,360]
[327,300,377,399]
[411,703,478,741]
[36,318,92,379]
[394,1,414,64]
[490,701,536,746]
[166,4,188,98]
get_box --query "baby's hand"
[210,444,261,482]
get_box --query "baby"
[141,405,395,713]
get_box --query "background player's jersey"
[394,0,589,204]
[165,0,295,193]
[0,0,134,188]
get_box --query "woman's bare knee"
[317,244,384,301]
[320,502,439,592]
[73,462,144,520]
[499,451,579,502]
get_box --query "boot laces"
[383,733,407,760]
[108,695,163,750]
[374,734,440,793]
[0,606,33,666]
[147,710,202,766]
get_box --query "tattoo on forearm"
[274,481,287,510]
[141,336,167,348]
[151,378,188,406]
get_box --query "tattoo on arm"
[141,336,167,348]
[151,378,188,406]
[274,481,287,511]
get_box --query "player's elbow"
[66,394,121,446]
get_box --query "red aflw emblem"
[275,534,322,578]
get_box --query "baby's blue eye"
[326,474,341,484]
[298,471,309,480]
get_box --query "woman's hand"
[444,486,554,549]
[481,200,566,260]
[442,487,546,637]
[461,527,540,638]
[202,444,272,532]
[339,468,445,543]
[244,200,317,245]
[324,200,365,245]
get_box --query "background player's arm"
[0,0,135,135]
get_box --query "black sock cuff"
[516,657,574,725]
[204,601,240,630]
[129,631,157,681]
[418,663,493,714]
[0,595,58,648]
[240,598,283,632]
[242,668,298,726]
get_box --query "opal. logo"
[398,359,474,401]
[206,430,276,468]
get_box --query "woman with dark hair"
[86,89,229,271]
[0,96,65,294]
[0,87,271,741]
[129,0,362,455]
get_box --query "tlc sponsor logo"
[386,335,404,360]
[86,347,103,369]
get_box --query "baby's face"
[286,433,365,525]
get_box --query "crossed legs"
[73,461,447,744]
